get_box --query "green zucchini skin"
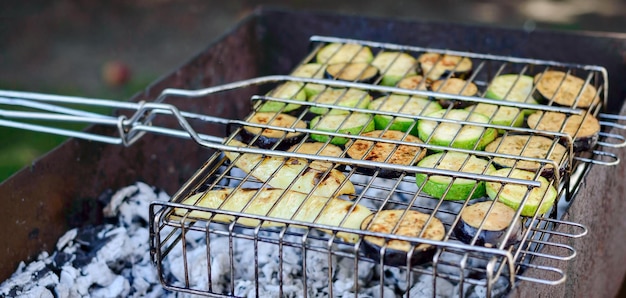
[240,112,307,150]
[307,88,372,115]
[258,82,308,113]
[345,130,427,178]
[465,103,524,134]
[360,210,445,266]
[371,51,418,86]
[454,201,523,247]
[325,62,379,84]
[368,95,442,135]
[290,63,327,98]
[415,152,495,201]
[309,113,375,146]
[485,168,558,217]
[532,70,599,108]
[484,74,537,115]
[417,109,498,151]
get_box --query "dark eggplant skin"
[532,70,599,108]
[526,111,601,153]
[325,62,379,84]
[484,135,568,179]
[360,238,437,267]
[454,201,524,248]
[240,112,307,150]
[240,126,305,150]
[360,210,445,267]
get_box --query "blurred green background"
[1,0,625,182]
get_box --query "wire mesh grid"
[142,36,625,297]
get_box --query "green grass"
[0,75,156,182]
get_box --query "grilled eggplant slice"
[454,201,524,248]
[308,88,372,115]
[224,139,355,197]
[466,103,524,133]
[258,82,307,113]
[397,74,429,91]
[360,210,445,266]
[486,168,558,216]
[526,111,600,152]
[417,109,498,151]
[430,78,478,109]
[345,130,427,178]
[178,188,372,243]
[485,74,537,115]
[415,152,495,201]
[287,142,345,172]
[484,135,567,178]
[325,62,379,83]
[533,70,599,108]
[241,112,307,150]
[418,53,472,81]
[368,95,442,134]
[316,43,374,65]
[309,113,375,145]
[291,63,327,97]
[371,52,418,86]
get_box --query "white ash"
[1,181,511,297]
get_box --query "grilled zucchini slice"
[316,43,374,65]
[415,152,495,201]
[309,113,375,145]
[291,63,327,97]
[368,95,442,134]
[371,51,417,86]
[360,209,445,266]
[224,139,355,197]
[178,188,372,243]
[417,109,498,150]
[486,168,558,217]
[484,74,537,115]
[466,103,524,133]
[308,88,372,115]
[345,130,427,178]
[258,82,307,113]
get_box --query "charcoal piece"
[53,252,73,269]
[107,259,132,275]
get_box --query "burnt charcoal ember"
[0,182,171,298]
[408,274,455,297]
[1,179,515,297]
